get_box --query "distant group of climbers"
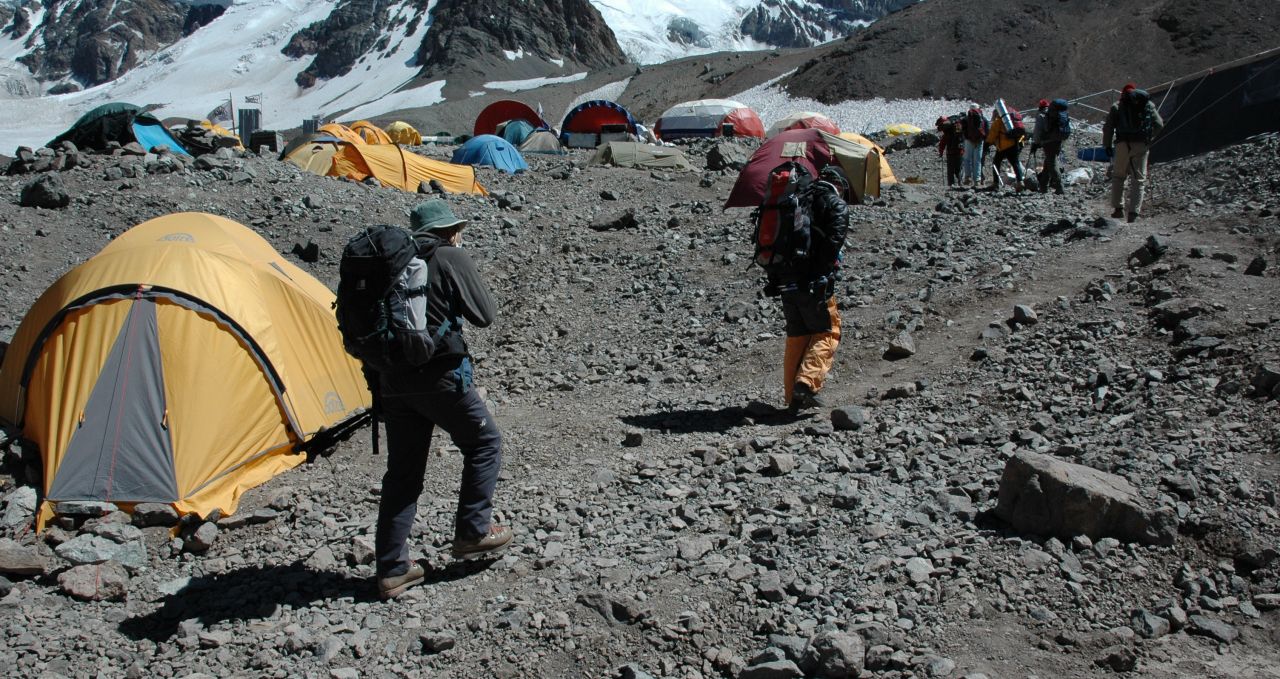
[934,82,1164,221]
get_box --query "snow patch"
[549,57,564,68]
[503,48,525,61]
[485,72,587,92]
[731,70,964,135]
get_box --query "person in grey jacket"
[1103,83,1165,222]
[374,200,511,599]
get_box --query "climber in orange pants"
[764,164,851,410]
[783,295,842,407]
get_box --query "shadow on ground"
[119,559,492,641]
[620,404,809,434]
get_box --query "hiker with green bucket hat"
[373,199,512,599]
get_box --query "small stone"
[905,556,934,583]
[302,194,324,209]
[884,331,916,359]
[1130,608,1170,639]
[292,241,320,263]
[0,538,49,576]
[676,536,714,561]
[622,430,644,447]
[767,453,795,476]
[420,630,456,654]
[738,659,803,679]
[1013,305,1038,325]
[132,503,180,527]
[802,630,865,677]
[883,383,917,400]
[1095,645,1137,672]
[58,561,129,601]
[1187,615,1238,643]
[1245,256,1267,276]
[831,406,868,430]
[1,486,37,526]
[926,656,957,677]
[185,522,219,553]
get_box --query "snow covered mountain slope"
[589,0,918,64]
[0,0,439,149]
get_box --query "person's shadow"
[620,403,808,434]
[119,559,492,641]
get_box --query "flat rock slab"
[995,452,1176,545]
[58,561,129,601]
[0,538,50,576]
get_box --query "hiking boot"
[790,382,826,411]
[1127,212,1138,223]
[378,562,425,600]
[1111,208,1124,219]
[451,525,513,560]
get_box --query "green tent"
[591,141,691,171]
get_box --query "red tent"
[724,128,883,208]
[474,100,548,136]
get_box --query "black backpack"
[334,225,443,373]
[1048,98,1072,141]
[752,162,815,273]
[1115,89,1155,142]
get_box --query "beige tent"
[592,141,691,171]
[519,129,565,155]
[838,132,898,185]
[386,121,422,145]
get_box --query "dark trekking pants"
[374,357,502,577]
[945,154,963,186]
[992,145,1024,185]
[1038,141,1064,193]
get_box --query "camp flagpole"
[229,93,236,136]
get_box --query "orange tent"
[330,144,487,195]
[318,123,365,145]
[351,120,392,145]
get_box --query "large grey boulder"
[995,452,1177,546]
[801,630,865,677]
[19,173,70,208]
[706,143,749,172]
[58,561,129,601]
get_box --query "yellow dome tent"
[351,120,393,145]
[330,143,487,195]
[838,132,898,185]
[281,136,343,175]
[884,123,922,136]
[318,123,365,146]
[385,121,422,145]
[0,213,371,527]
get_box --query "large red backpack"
[752,161,815,272]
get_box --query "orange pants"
[783,295,841,405]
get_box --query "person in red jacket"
[936,115,964,187]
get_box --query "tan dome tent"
[839,132,898,185]
[0,213,371,528]
[386,121,422,145]
[351,120,393,145]
[592,141,692,171]
[318,123,365,146]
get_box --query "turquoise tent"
[451,135,528,174]
[50,102,189,155]
[499,119,536,146]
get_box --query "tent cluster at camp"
[10,98,909,528]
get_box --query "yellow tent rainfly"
[0,213,372,528]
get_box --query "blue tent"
[451,134,528,174]
[132,117,190,156]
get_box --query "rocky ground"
[0,126,1278,679]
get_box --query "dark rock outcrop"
[739,0,916,49]
[283,0,432,87]
[416,0,628,79]
[14,0,188,87]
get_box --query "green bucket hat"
[409,200,468,233]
